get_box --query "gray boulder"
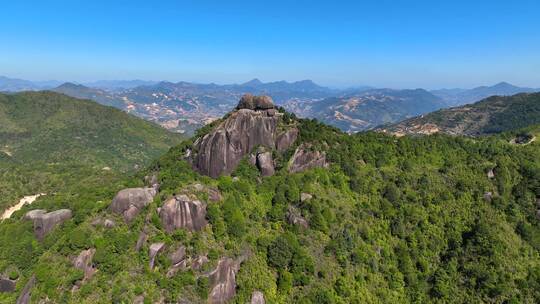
[300,193,313,202]
[289,145,328,173]
[256,152,275,177]
[0,278,16,293]
[135,231,148,252]
[251,291,265,304]
[110,187,156,223]
[287,206,309,229]
[16,275,35,304]
[236,94,275,110]
[208,258,240,304]
[160,195,207,233]
[149,242,166,269]
[32,209,72,241]
[191,255,209,271]
[23,209,47,221]
[169,246,187,265]
[73,248,96,281]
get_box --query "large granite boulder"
[149,242,166,269]
[23,209,47,221]
[251,291,265,304]
[135,230,148,252]
[159,194,207,233]
[73,248,97,282]
[256,151,275,177]
[236,94,275,110]
[31,209,72,241]
[208,258,241,304]
[110,187,156,223]
[192,95,297,178]
[0,278,16,293]
[289,145,328,173]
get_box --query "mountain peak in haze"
[242,78,263,87]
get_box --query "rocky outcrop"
[276,128,299,152]
[256,151,275,176]
[159,194,207,233]
[300,193,313,202]
[251,291,265,304]
[236,94,275,110]
[29,209,72,241]
[287,206,309,229]
[0,278,16,293]
[192,95,297,178]
[23,209,47,221]
[73,248,97,282]
[191,255,209,270]
[135,231,148,252]
[91,218,116,229]
[110,187,156,223]
[16,275,35,304]
[487,169,495,179]
[149,243,166,269]
[289,145,328,173]
[208,258,241,304]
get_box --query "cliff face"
[192,94,297,178]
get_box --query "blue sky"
[0,0,539,89]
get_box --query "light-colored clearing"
[1,193,46,220]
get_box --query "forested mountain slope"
[0,95,539,303]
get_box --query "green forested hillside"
[1,109,539,303]
[0,91,184,211]
[381,92,540,136]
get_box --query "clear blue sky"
[1,0,539,89]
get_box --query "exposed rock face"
[484,192,493,202]
[110,187,156,223]
[192,95,297,178]
[73,248,97,281]
[91,218,116,229]
[159,195,207,232]
[300,193,313,202]
[487,169,495,179]
[251,291,265,304]
[31,209,72,241]
[287,206,309,229]
[0,278,16,293]
[169,246,186,265]
[289,145,328,173]
[236,94,275,110]
[276,128,299,152]
[256,152,275,176]
[135,231,148,252]
[208,258,240,304]
[149,243,166,269]
[191,255,209,270]
[16,275,35,304]
[23,209,47,221]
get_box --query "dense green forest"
[0,91,183,210]
[1,102,539,303]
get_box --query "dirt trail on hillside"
[1,193,46,220]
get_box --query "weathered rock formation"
[26,209,72,241]
[91,218,116,229]
[159,194,207,232]
[208,258,241,304]
[251,291,265,304]
[110,187,156,223]
[276,128,299,152]
[287,206,309,229]
[135,231,148,252]
[300,193,313,202]
[192,95,297,178]
[191,255,209,270]
[73,248,97,282]
[289,145,328,173]
[0,278,16,293]
[149,242,166,269]
[487,168,495,179]
[16,275,35,304]
[256,151,275,176]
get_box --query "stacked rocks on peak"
[236,94,275,110]
[110,187,156,223]
[192,94,297,178]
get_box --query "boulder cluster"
[109,187,156,223]
[24,209,72,241]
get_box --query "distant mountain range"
[2,75,539,135]
[379,92,540,136]
[430,82,539,106]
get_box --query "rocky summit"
[191,94,299,177]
